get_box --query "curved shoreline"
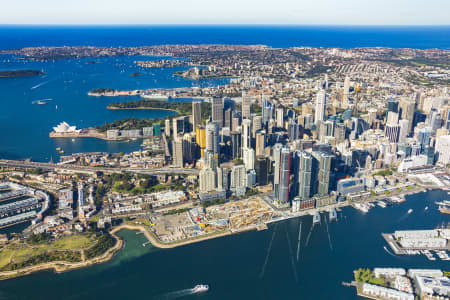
[0,185,432,281]
[0,225,233,281]
[0,231,124,281]
[111,224,233,249]
[107,106,178,113]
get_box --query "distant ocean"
[0,25,449,49]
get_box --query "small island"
[0,70,44,78]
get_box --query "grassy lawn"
[13,246,47,262]
[49,235,94,250]
[0,248,15,269]
[128,218,151,227]
[355,268,387,287]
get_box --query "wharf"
[50,129,127,141]
[382,233,450,254]
[256,223,268,231]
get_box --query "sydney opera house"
[52,121,81,133]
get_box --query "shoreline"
[0,231,124,281]
[107,106,178,113]
[0,185,434,281]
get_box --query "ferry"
[313,211,321,225]
[192,285,209,293]
[329,208,337,221]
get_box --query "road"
[0,159,199,176]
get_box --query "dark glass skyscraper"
[277,147,291,204]
[293,151,312,200]
[255,156,268,186]
[230,131,241,159]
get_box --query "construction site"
[150,197,277,244]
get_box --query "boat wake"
[305,224,314,247]
[296,221,302,261]
[383,246,397,257]
[397,212,410,223]
[159,288,196,300]
[285,229,299,282]
[259,224,277,278]
[325,217,333,251]
[30,80,50,90]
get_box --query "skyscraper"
[387,99,399,113]
[252,115,262,136]
[418,126,432,150]
[212,97,224,127]
[400,98,415,134]
[398,119,409,143]
[288,119,299,141]
[343,76,350,105]
[199,168,216,192]
[293,151,312,200]
[272,143,283,198]
[314,152,333,196]
[224,107,233,129]
[230,165,247,191]
[205,122,219,156]
[277,147,291,204]
[241,119,252,150]
[315,90,326,125]
[262,98,272,125]
[172,138,184,168]
[385,111,400,143]
[276,107,284,127]
[255,131,266,157]
[192,101,202,130]
[243,147,255,170]
[255,156,268,186]
[230,131,241,159]
[242,93,251,119]
[385,124,400,143]
[165,119,171,137]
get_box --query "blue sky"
[2,0,449,25]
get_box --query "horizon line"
[1,24,450,27]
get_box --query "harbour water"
[0,55,228,161]
[0,189,449,299]
[0,26,449,161]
